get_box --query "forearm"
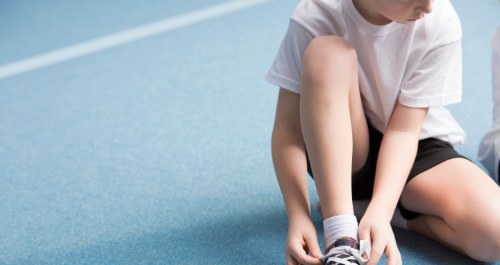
[272,127,311,220]
[369,102,428,220]
[370,130,419,219]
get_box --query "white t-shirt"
[266,0,466,144]
[478,27,500,183]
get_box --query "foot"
[321,237,371,265]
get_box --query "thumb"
[305,234,323,258]
[358,225,371,259]
[358,223,371,241]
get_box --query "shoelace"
[321,240,371,265]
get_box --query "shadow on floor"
[7,208,491,265]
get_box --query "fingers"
[286,254,298,265]
[366,236,384,265]
[385,235,402,265]
[288,254,322,265]
[293,250,323,265]
[360,226,399,265]
[305,233,324,259]
[287,243,323,265]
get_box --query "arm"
[371,102,428,217]
[272,88,323,265]
[361,102,428,265]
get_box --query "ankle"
[323,214,359,251]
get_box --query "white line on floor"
[0,0,271,80]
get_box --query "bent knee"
[302,36,358,88]
[453,206,500,262]
[465,215,500,262]
[463,228,500,262]
[303,36,357,66]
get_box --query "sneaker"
[321,237,371,265]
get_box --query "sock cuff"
[323,214,358,227]
[323,214,359,251]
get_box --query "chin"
[395,20,412,24]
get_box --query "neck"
[351,0,392,25]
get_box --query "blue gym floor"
[0,0,499,264]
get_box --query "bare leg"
[300,36,369,218]
[401,158,500,262]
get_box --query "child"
[267,0,500,264]
[478,26,500,184]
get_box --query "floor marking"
[0,0,271,80]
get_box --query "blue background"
[0,0,499,264]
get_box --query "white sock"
[323,214,359,252]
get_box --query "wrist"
[285,200,312,221]
[367,198,396,221]
[288,210,312,223]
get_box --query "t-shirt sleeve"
[266,19,315,94]
[399,6,463,109]
[399,40,462,108]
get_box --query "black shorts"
[306,123,468,220]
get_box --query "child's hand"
[286,216,323,265]
[359,206,402,265]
